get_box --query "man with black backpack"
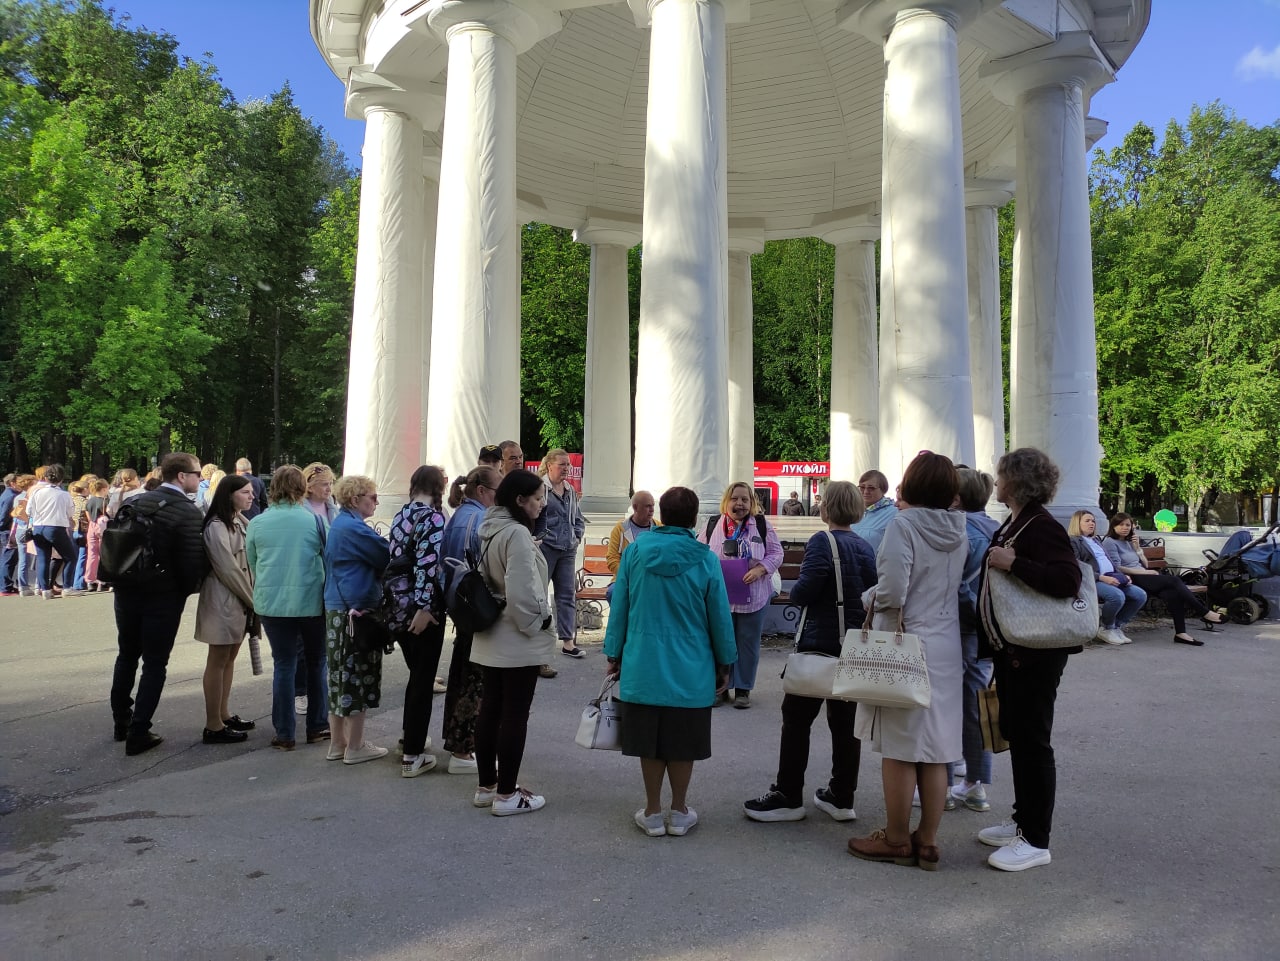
[109,452,208,756]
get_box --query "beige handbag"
[980,518,1098,650]
[781,531,843,699]
[830,590,931,709]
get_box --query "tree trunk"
[1186,490,1203,533]
[1271,482,1279,525]
[1117,473,1128,514]
[272,316,282,469]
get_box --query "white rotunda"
[310,0,1149,513]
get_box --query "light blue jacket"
[603,525,736,708]
[323,508,390,611]
[851,496,898,552]
[245,502,326,618]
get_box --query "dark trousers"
[0,538,17,591]
[110,590,187,736]
[994,647,1069,850]
[442,626,484,755]
[1132,572,1207,634]
[396,618,446,756]
[773,694,860,807]
[475,664,539,794]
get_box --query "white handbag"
[830,590,931,709]
[782,530,843,699]
[575,676,622,751]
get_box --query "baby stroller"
[1179,524,1279,625]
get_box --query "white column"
[986,35,1114,509]
[419,164,440,462]
[841,1,980,484]
[827,233,879,482]
[343,105,425,499]
[964,184,1010,476]
[574,222,638,514]
[727,233,763,487]
[631,0,738,506]
[424,1,560,477]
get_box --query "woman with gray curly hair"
[975,448,1082,872]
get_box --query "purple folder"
[720,557,752,605]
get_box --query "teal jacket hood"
[641,525,707,576]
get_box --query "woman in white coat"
[848,452,966,871]
[195,475,257,745]
[471,469,557,816]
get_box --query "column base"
[581,497,633,518]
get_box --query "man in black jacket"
[110,452,208,756]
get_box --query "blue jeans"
[1096,581,1147,629]
[261,615,328,741]
[33,525,76,591]
[1223,530,1280,579]
[947,631,993,785]
[541,545,577,644]
[72,543,87,590]
[730,606,769,693]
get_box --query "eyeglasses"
[857,484,882,492]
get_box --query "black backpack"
[98,497,167,587]
[444,517,506,634]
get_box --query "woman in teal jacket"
[603,486,736,838]
[245,465,327,750]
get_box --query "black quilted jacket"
[127,488,208,596]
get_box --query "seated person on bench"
[605,491,657,601]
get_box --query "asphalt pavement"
[1,591,1277,960]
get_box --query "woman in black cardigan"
[977,448,1082,873]
[742,481,877,824]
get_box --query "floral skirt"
[325,610,382,716]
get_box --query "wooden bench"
[1137,538,1208,624]
[575,541,613,634]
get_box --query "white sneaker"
[949,781,991,812]
[295,696,307,715]
[492,786,545,816]
[401,753,437,777]
[667,807,698,836]
[62,588,86,597]
[978,819,1019,847]
[473,785,497,808]
[987,834,1052,872]
[41,589,59,600]
[447,754,478,774]
[19,588,35,597]
[1117,631,1135,644]
[342,742,388,765]
[634,809,666,837]
[1099,628,1126,646]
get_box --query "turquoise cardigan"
[603,525,736,708]
[245,502,326,618]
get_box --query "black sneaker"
[743,790,805,822]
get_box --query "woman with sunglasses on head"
[439,465,501,774]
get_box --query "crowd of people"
[3,440,1256,872]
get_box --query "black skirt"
[618,700,712,762]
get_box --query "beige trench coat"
[195,515,255,645]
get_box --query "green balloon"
[1153,509,1177,532]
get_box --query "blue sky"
[112,0,1280,171]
